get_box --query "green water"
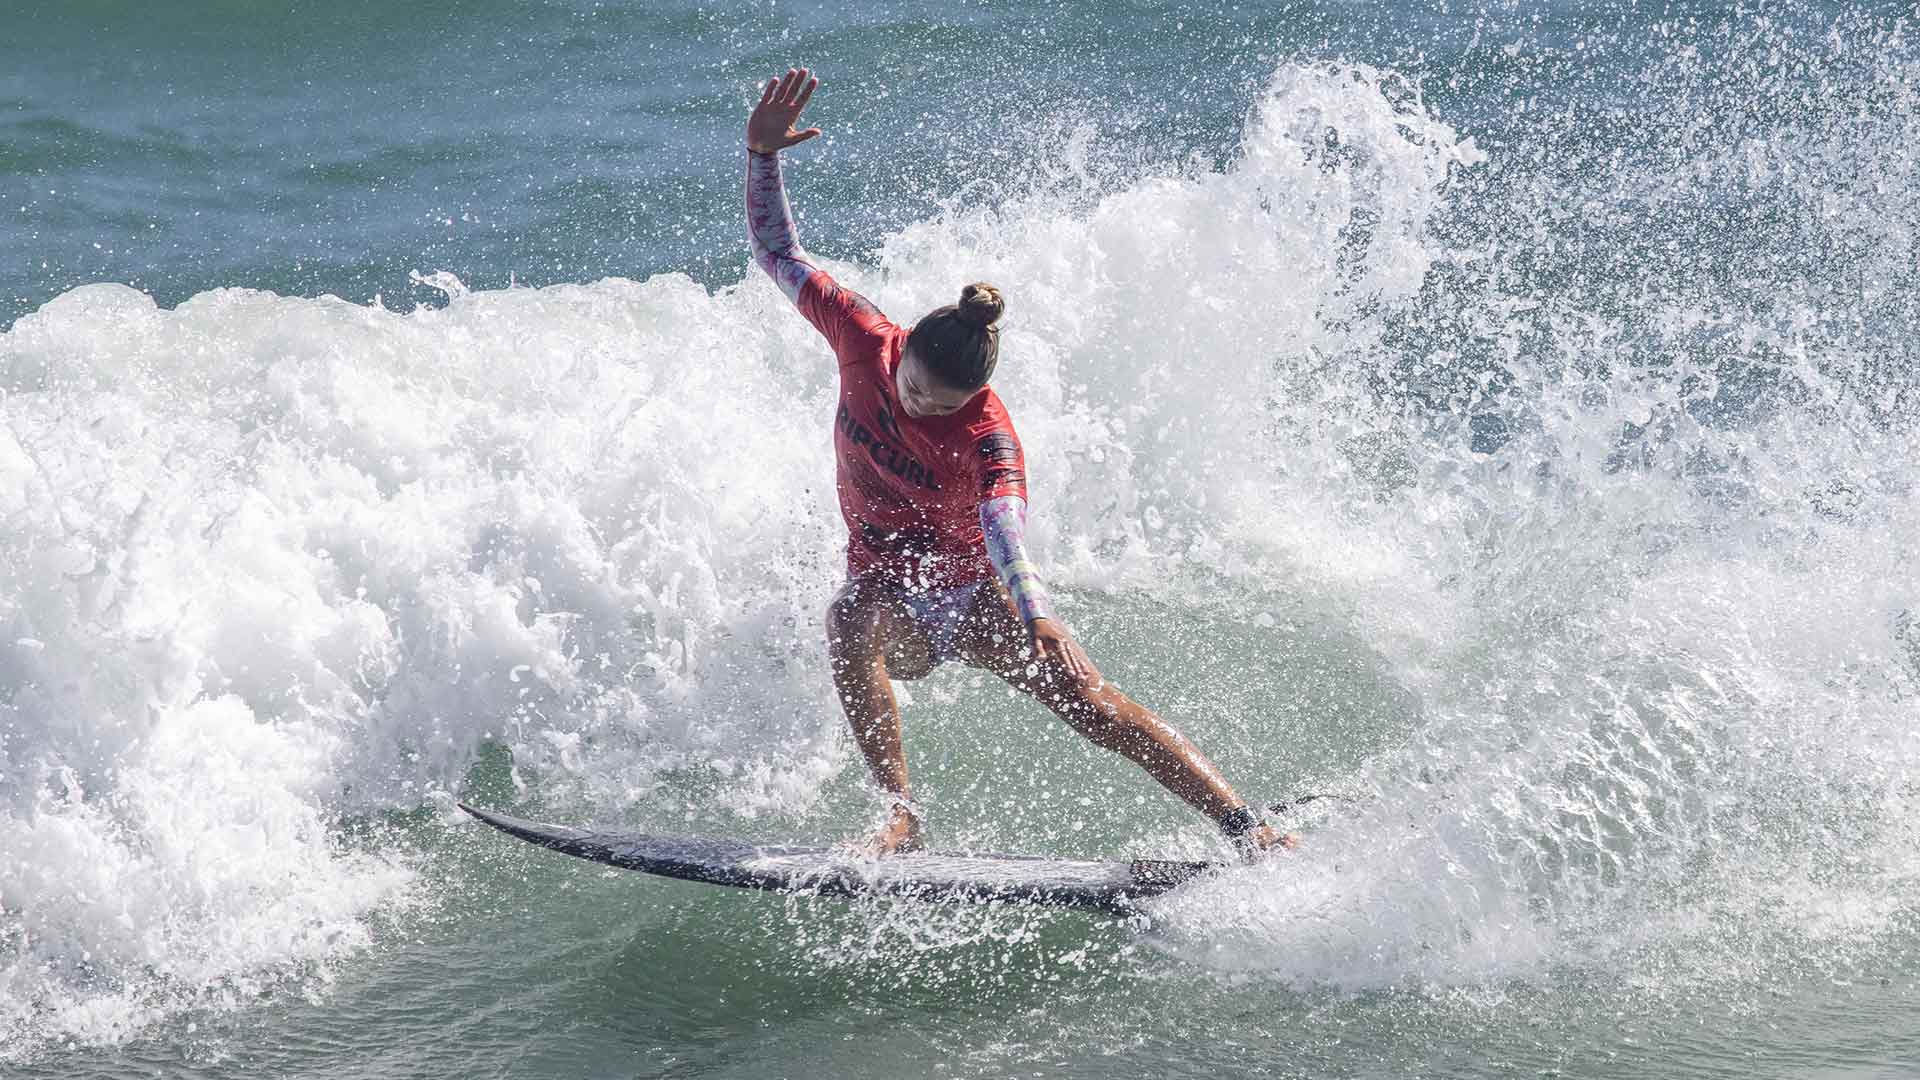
[21,596,1920,1077]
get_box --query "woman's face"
[895,346,982,418]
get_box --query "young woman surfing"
[747,68,1292,858]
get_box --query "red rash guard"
[747,149,1030,591]
[797,275,1029,590]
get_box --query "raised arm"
[747,149,815,304]
[744,68,898,353]
[746,68,823,304]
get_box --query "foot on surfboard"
[1224,823,1301,862]
[1247,823,1301,857]
[854,801,925,857]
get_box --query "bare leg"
[956,585,1292,853]
[825,577,929,854]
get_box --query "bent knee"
[825,584,880,645]
[828,584,927,678]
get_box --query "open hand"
[1031,618,1101,688]
[747,67,822,155]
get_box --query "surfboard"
[459,802,1222,915]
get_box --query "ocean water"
[4,0,1919,1076]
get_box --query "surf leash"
[1265,792,1360,818]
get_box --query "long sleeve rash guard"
[747,150,1055,622]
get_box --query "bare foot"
[1262,824,1302,851]
[1238,823,1300,861]
[857,804,924,857]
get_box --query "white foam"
[1115,58,1920,989]
[0,271,863,1048]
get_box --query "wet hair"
[906,282,1005,391]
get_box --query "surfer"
[747,68,1293,859]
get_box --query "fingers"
[1061,636,1096,685]
[759,68,819,112]
[1056,639,1082,681]
[773,67,815,107]
[1038,635,1100,689]
[787,127,822,146]
[1071,646,1103,688]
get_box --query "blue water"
[4,1,1290,323]
[5,1,1919,1076]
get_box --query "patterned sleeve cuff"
[979,495,1056,625]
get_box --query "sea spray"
[1135,37,1920,989]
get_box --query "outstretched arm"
[980,495,1100,686]
[747,148,815,303]
[746,68,822,304]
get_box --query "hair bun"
[957,282,1005,330]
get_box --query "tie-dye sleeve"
[746,149,894,356]
[980,495,1056,625]
[746,149,817,304]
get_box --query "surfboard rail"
[458,802,1222,915]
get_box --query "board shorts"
[897,579,990,666]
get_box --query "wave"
[4,28,1917,1053]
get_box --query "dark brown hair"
[906,282,1005,391]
